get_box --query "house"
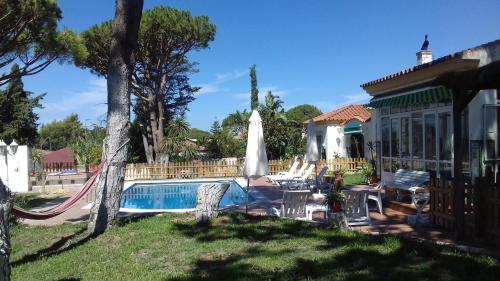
[42,147,75,172]
[361,36,500,182]
[305,104,371,159]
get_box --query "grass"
[10,213,500,281]
[342,173,367,186]
[14,192,65,209]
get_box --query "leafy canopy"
[38,114,84,150]
[0,64,44,146]
[0,0,87,86]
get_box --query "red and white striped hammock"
[11,163,103,220]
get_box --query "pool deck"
[19,176,458,247]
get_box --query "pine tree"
[0,64,44,146]
[250,65,259,110]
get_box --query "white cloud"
[39,78,107,125]
[342,93,370,104]
[196,69,248,95]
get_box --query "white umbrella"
[306,119,319,162]
[243,110,269,213]
[306,119,320,182]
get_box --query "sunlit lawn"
[11,213,500,281]
[342,173,366,186]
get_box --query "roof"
[42,147,75,164]
[305,104,371,125]
[360,38,500,88]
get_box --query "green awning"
[344,122,362,135]
[369,86,453,108]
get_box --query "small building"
[305,104,371,159]
[42,147,75,172]
[361,36,500,182]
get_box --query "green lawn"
[11,213,499,281]
[342,173,367,186]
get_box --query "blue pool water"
[120,181,254,210]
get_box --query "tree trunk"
[141,131,154,163]
[0,180,13,281]
[195,182,230,225]
[88,0,143,236]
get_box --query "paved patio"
[19,176,457,246]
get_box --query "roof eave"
[361,58,480,95]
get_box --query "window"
[424,114,436,160]
[401,117,410,157]
[412,113,423,159]
[381,117,390,157]
[438,112,452,160]
[391,119,400,158]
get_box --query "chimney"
[416,34,432,65]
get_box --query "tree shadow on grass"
[169,213,500,281]
[173,212,322,243]
[11,226,92,267]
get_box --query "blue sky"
[16,0,500,131]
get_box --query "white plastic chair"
[341,190,371,226]
[269,190,311,219]
[368,181,385,214]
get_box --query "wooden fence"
[42,162,75,173]
[124,157,367,181]
[429,174,500,246]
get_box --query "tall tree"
[38,114,83,150]
[88,0,144,236]
[259,91,288,160]
[250,64,259,110]
[286,104,322,124]
[79,7,216,163]
[0,64,44,146]
[0,0,86,86]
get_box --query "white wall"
[468,89,496,141]
[315,123,349,159]
[0,145,30,193]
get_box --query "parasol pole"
[246,178,250,214]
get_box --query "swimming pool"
[120,180,254,211]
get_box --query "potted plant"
[361,162,377,184]
[323,191,345,213]
[366,141,378,183]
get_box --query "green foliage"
[0,0,86,86]
[250,65,259,110]
[360,162,376,183]
[79,6,216,162]
[70,126,105,166]
[161,117,198,161]
[10,213,500,280]
[189,128,210,140]
[259,92,289,160]
[286,104,322,124]
[39,114,84,150]
[323,190,345,206]
[127,119,147,163]
[0,65,44,146]
[201,121,245,158]
[222,110,250,136]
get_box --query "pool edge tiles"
[119,178,268,213]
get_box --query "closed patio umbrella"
[306,118,320,180]
[243,110,269,213]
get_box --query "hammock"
[12,164,102,220]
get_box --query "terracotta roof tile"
[360,38,500,88]
[305,104,371,125]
